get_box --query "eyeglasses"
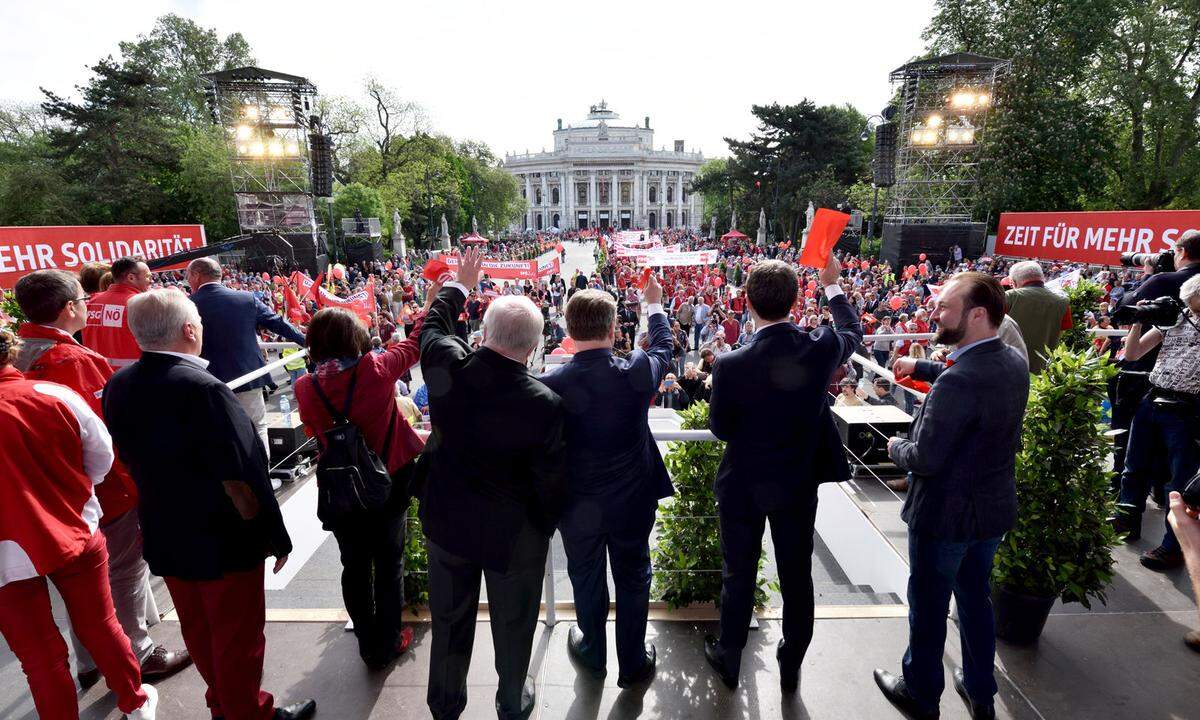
[73,295,91,304]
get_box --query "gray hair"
[127,288,201,351]
[1009,260,1045,284]
[482,295,543,355]
[187,257,222,280]
[1181,274,1200,306]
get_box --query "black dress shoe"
[777,639,802,693]
[567,625,606,679]
[77,667,101,690]
[617,644,656,688]
[873,669,938,719]
[1107,504,1141,542]
[952,668,995,720]
[274,698,317,720]
[704,635,738,689]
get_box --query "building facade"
[504,101,705,232]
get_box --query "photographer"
[1122,229,1200,306]
[1111,275,1200,571]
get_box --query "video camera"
[1111,296,1184,327]
[1120,250,1175,274]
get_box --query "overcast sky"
[1,0,936,159]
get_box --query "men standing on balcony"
[705,255,862,692]
[876,272,1029,720]
[539,273,674,688]
[83,256,153,369]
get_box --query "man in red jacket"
[0,327,158,719]
[83,256,152,369]
[14,269,190,687]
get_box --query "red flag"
[798,209,851,268]
[422,259,452,282]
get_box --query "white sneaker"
[126,683,157,720]
[271,476,283,492]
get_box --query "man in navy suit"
[874,272,1029,720]
[705,255,862,692]
[539,272,674,687]
[186,258,306,454]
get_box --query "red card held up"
[635,267,653,289]
[422,259,451,282]
[798,208,851,268]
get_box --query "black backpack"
[311,368,392,526]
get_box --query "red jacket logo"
[101,305,125,328]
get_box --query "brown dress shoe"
[140,645,192,682]
[1139,546,1184,572]
[1184,630,1200,654]
[886,477,910,493]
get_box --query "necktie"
[945,358,956,368]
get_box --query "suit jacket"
[709,293,863,514]
[103,352,291,581]
[539,310,674,536]
[888,338,1030,541]
[190,282,306,389]
[418,286,567,572]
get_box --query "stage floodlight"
[286,141,299,156]
[242,104,259,120]
[268,140,285,157]
[927,114,943,128]
[235,124,253,140]
[249,140,266,157]
[977,93,990,107]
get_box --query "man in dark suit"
[875,272,1030,720]
[103,288,315,720]
[538,273,673,687]
[705,255,862,692]
[186,258,306,454]
[419,248,567,720]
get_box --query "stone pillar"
[541,174,549,231]
[524,175,533,231]
[633,172,641,229]
[589,172,597,228]
[564,169,572,230]
[611,173,618,230]
[660,175,667,228]
[676,174,684,230]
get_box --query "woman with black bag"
[293,286,434,669]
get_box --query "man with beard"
[875,272,1029,720]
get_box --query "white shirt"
[148,350,211,370]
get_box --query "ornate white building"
[504,101,705,232]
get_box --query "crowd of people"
[0,223,1197,720]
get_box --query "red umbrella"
[720,229,749,242]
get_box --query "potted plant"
[991,346,1121,643]
[653,402,768,609]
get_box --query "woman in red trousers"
[0,328,157,719]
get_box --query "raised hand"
[819,252,843,288]
[423,280,443,311]
[457,247,483,289]
[644,272,663,305]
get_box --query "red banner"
[0,225,207,287]
[995,210,1200,266]
[442,254,560,281]
[316,279,375,326]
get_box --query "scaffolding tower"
[885,53,1010,224]
[201,67,320,234]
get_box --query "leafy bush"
[653,402,768,609]
[1060,279,1105,353]
[993,346,1120,608]
[403,498,429,609]
[1,289,23,328]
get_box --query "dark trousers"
[426,522,548,720]
[331,487,409,663]
[717,492,818,673]
[561,505,655,677]
[1118,396,1200,553]
[166,565,274,720]
[902,531,1003,714]
[873,349,890,368]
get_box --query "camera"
[1183,469,1200,509]
[1120,250,1175,274]
[1111,296,1184,327]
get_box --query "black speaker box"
[881,222,986,269]
[831,404,912,466]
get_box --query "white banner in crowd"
[1046,268,1082,296]
[635,249,720,267]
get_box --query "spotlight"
[249,140,266,157]
[911,128,923,143]
[860,129,870,142]
[927,114,944,128]
[242,104,259,120]
[268,140,285,157]
[951,92,974,109]
[235,124,253,140]
[285,141,299,156]
[922,130,939,145]
[977,93,990,107]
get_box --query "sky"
[0,0,937,160]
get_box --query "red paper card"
[798,208,851,268]
[635,267,653,289]
[422,259,451,282]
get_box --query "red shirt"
[83,283,142,369]
[17,324,137,523]
[295,314,427,474]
